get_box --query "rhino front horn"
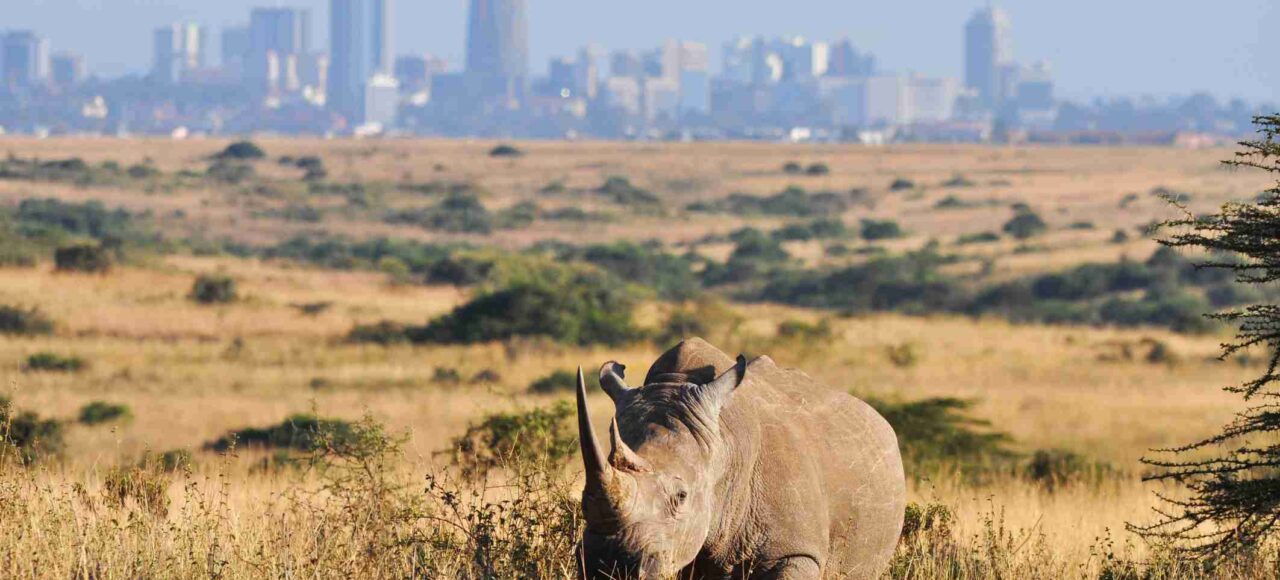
[576,367,613,492]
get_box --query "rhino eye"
[673,490,689,507]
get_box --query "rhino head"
[575,355,747,579]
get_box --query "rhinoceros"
[575,338,906,579]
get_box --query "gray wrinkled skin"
[576,338,906,580]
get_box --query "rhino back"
[733,356,905,578]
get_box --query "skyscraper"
[221,26,251,74]
[153,23,206,84]
[1,31,49,90]
[964,7,1012,109]
[248,7,312,92]
[466,0,528,105]
[50,52,85,90]
[329,0,393,125]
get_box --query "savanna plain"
[0,139,1275,578]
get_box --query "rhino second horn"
[609,417,652,473]
[576,367,613,492]
[598,361,632,402]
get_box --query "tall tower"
[466,0,528,104]
[248,7,312,92]
[1,31,49,90]
[152,23,206,85]
[964,6,1011,109]
[329,0,394,125]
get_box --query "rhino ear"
[695,355,747,415]
[598,361,633,402]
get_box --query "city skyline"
[1,0,1275,102]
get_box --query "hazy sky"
[7,0,1278,101]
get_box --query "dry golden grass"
[0,139,1269,577]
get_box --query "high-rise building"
[1,31,49,90]
[50,52,84,90]
[329,0,394,125]
[465,0,528,105]
[248,7,312,92]
[964,7,1012,109]
[827,39,876,78]
[221,26,251,74]
[153,23,206,84]
[675,42,710,115]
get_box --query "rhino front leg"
[750,556,821,580]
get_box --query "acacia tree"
[1132,115,1280,556]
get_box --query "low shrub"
[957,231,1001,245]
[0,397,66,465]
[24,352,85,373]
[206,160,256,184]
[528,369,577,394]
[415,269,640,347]
[445,401,577,481]
[776,319,833,342]
[102,462,171,517]
[189,274,237,304]
[204,414,360,454]
[889,178,916,191]
[1023,448,1115,489]
[1003,207,1048,240]
[78,401,131,425]
[860,219,904,240]
[805,162,830,176]
[695,186,848,218]
[596,176,660,207]
[782,161,803,174]
[214,141,266,161]
[347,320,413,345]
[0,305,54,336]
[489,144,524,158]
[863,396,1014,475]
[432,367,463,385]
[54,242,111,273]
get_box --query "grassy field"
[0,138,1273,578]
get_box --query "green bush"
[1003,208,1048,240]
[782,161,803,174]
[694,186,847,217]
[215,141,266,161]
[385,191,495,234]
[54,242,112,273]
[1023,448,1114,489]
[419,273,639,346]
[0,305,54,335]
[346,320,413,345]
[15,198,135,241]
[889,178,916,191]
[206,160,256,184]
[596,176,660,207]
[957,231,1000,245]
[805,162,830,176]
[776,319,833,342]
[189,274,237,304]
[528,369,578,394]
[863,396,1014,475]
[24,352,86,373]
[78,401,131,425]
[204,414,360,453]
[446,401,577,481]
[0,397,66,465]
[860,219,905,240]
[489,144,524,158]
[942,174,977,188]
